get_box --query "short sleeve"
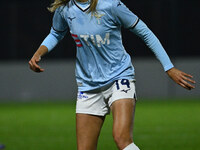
[111,0,139,28]
[52,7,68,32]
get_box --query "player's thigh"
[111,98,136,139]
[109,79,137,131]
[76,114,105,150]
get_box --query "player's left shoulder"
[100,0,124,12]
[98,0,114,9]
[110,0,122,7]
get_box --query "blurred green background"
[0,99,199,150]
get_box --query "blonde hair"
[48,0,98,13]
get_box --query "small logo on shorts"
[121,89,131,93]
[77,92,88,99]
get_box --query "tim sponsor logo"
[71,33,110,48]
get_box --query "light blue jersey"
[41,0,174,91]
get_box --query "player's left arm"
[130,20,196,90]
[112,0,195,90]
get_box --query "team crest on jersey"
[92,12,105,24]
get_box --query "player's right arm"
[29,6,68,73]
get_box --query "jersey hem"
[78,76,136,92]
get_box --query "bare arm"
[29,45,48,73]
[166,68,196,90]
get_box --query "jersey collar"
[72,0,91,12]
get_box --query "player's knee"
[113,130,132,149]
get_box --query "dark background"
[1,0,199,60]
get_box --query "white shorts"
[76,79,136,116]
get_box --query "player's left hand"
[166,67,196,90]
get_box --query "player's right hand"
[166,67,195,90]
[29,55,44,73]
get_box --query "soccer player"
[29,0,196,149]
